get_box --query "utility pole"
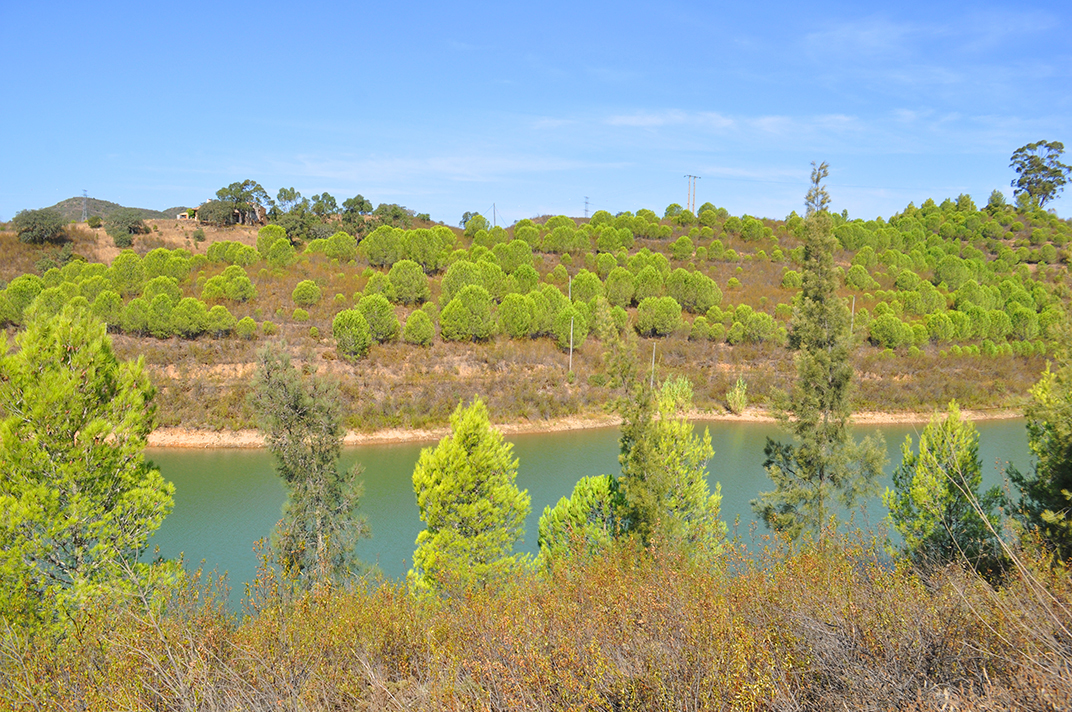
[650,343,656,390]
[569,316,575,374]
[81,190,88,222]
[684,175,700,213]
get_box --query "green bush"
[633,265,664,303]
[570,269,603,303]
[357,293,400,343]
[553,306,588,351]
[257,224,287,258]
[869,314,914,349]
[666,269,721,314]
[147,294,175,339]
[4,274,45,320]
[499,293,533,339]
[266,239,296,268]
[324,231,358,262]
[440,285,494,341]
[292,308,309,322]
[727,377,748,414]
[170,297,208,338]
[292,280,322,307]
[262,320,278,336]
[605,267,636,308]
[635,296,682,337]
[386,259,431,305]
[780,268,806,287]
[333,309,373,360]
[143,275,182,304]
[89,290,122,327]
[236,316,258,340]
[402,309,435,346]
[206,305,236,337]
[845,264,879,291]
[86,215,102,229]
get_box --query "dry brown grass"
[4,536,1069,711]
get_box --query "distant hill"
[42,197,192,222]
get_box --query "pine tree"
[0,308,175,628]
[249,346,368,584]
[538,375,725,566]
[752,162,885,540]
[885,401,1005,576]
[409,399,530,593]
[1008,325,1072,560]
[617,378,725,551]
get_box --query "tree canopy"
[752,162,885,540]
[249,346,368,583]
[12,208,65,244]
[1010,141,1071,208]
[409,399,530,593]
[216,179,270,225]
[0,308,174,628]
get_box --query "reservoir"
[147,418,1031,595]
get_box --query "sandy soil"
[80,220,259,265]
[145,407,1023,448]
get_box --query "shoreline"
[146,407,1025,449]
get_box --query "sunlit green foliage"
[0,309,174,629]
[410,399,530,593]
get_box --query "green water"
[147,419,1031,595]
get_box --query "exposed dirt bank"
[146,407,1024,448]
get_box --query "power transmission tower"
[684,175,700,213]
[81,190,88,222]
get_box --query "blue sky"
[2,1,1069,225]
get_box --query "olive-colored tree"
[752,162,885,540]
[249,346,368,584]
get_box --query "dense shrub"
[333,309,372,361]
[90,290,122,327]
[206,305,236,337]
[4,274,45,319]
[357,293,400,343]
[553,305,588,351]
[666,269,721,314]
[634,265,664,303]
[292,280,322,307]
[570,269,603,303]
[387,259,430,305]
[236,316,258,340]
[440,260,482,304]
[440,285,494,341]
[171,298,208,338]
[324,231,358,262]
[142,275,182,305]
[402,309,435,346]
[636,296,682,337]
[869,314,915,349]
[500,293,533,339]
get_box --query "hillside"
[0,195,1069,433]
[42,196,191,222]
